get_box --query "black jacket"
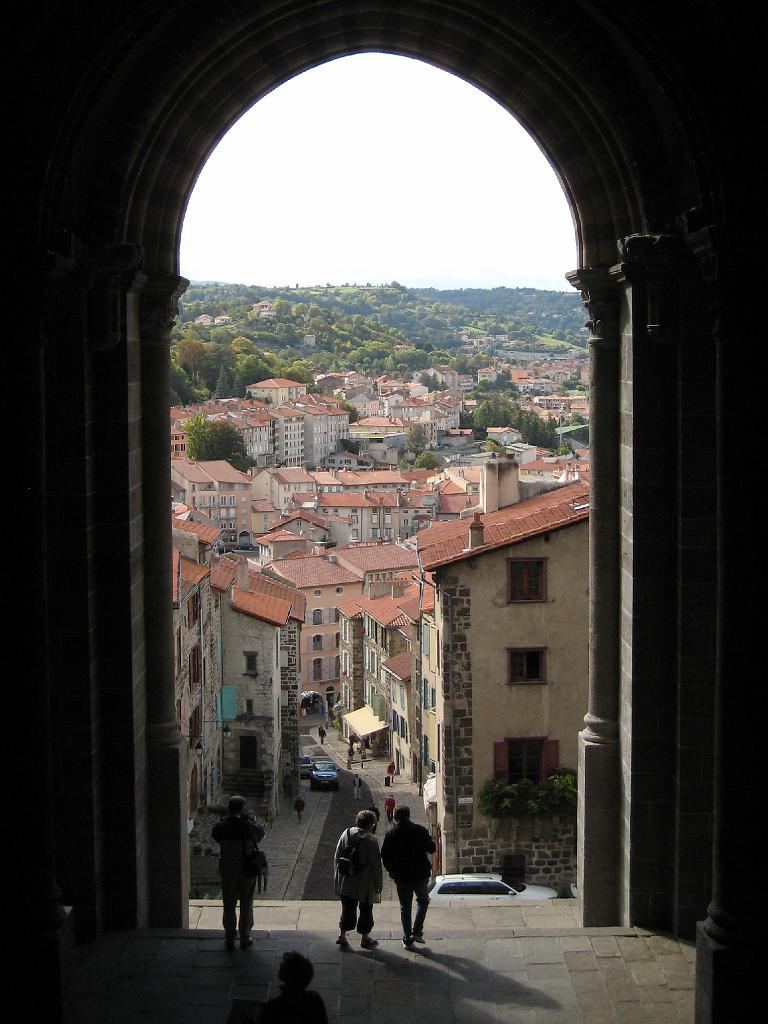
[381,819,436,882]
[211,814,265,879]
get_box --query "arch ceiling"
[44,1,712,275]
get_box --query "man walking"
[352,773,362,799]
[381,805,436,949]
[211,795,265,950]
[334,809,383,950]
[318,725,326,745]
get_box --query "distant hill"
[170,282,587,405]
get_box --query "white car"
[427,873,558,902]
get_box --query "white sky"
[180,53,577,291]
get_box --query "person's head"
[228,795,247,816]
[393,805,411,823]
[356,809,377,832]
[278,951,314,990]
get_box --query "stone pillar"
[566,268,622,926]
[686,225,756,1023]
[140,273,191,927]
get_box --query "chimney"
[469,512,485,549]
[236,555,250,591]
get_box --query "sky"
[180,53,577,292]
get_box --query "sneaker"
[360,937,379,949]
[402,937,414,949]
[411,933,426,944]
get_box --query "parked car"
[309,760,339,791]
[299,754,315,779]
[427,873,558,903]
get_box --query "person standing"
[318,725,326,745]
[294,795,306,822]
[211,795,265,950]
[353,773,362,799]
[381,805,436,949]
[384,793,396,823]
[334,809,383,950]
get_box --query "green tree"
[406,423,428,456]
[185,414,250,470]
[413,451,439,470]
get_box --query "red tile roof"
[333,543,419,573]
[418,483,590,570]
[382,651,413,680]
[231,587,295,626]
[172,515,221,546]
[267,555,362,589]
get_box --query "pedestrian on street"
[211,795,265,950]
[384,793,396,823]
[294,796,306,822]
[381,804,436,949]
[259,951,328,1024]
[353,773,362,799]
[334,809,383,950]
[367,800,380,823]
[318,726,326,745]
[387,760,396,781]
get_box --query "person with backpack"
[211,795,265,950]
[381,804,436,949]
[333,809,383,950]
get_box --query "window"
[312,609,323,625]
[507,558,546,602]
[313,634,323,651]
[493,737,559,783]
[188,704,201,746]
[313,658,323,681]
[508,648,546,684]
[187,591,201,627]
[188,644,201,691]
[244,651,258,675]
[335,586,344,594]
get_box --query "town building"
[170,459,255,546]
[211,559,305,818]
[246,377,308,405]
[417,482,589,883]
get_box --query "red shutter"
[493,740,507,780]
[542,738,560,780]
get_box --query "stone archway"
[26,4,747,1019]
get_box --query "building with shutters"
[211,558,305,819]
[417,482,589,877]
[172,549,221,820]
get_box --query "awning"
[422,773,437,808]
[343,706,389,737]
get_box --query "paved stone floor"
[63,722,695,1021]
[63,901,695,1023]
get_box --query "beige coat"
[334,827,383,904]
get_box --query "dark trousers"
[395,879,430,939]
[339,895,374,935]
[221,875,257,940]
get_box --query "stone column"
[686,225,756,1023]
[139,273,191,927]
[566,267,622,926]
